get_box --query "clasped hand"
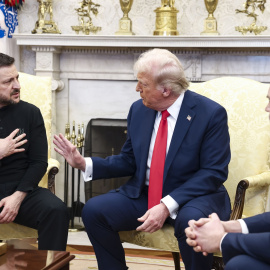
[185,213,226,256]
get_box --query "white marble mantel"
[13,34,270,48]
[14,33,270,201]
[14,34,270,86]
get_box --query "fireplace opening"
[84,118,130,202]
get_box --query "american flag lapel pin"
[187,115,192,121]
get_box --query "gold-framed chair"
[0,72,60,240]
[119,77,270,270]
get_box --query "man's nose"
[13,79,21,89]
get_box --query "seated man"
[185,89,270,270]
[0,53,69,251]
[54,48,231,270]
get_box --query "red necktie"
[148,110,170,209]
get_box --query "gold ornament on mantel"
[235,0,267,35]
[71,0,101,35]
[115,0,134,35]
[32,0,61,34]
[153,0,179,36]
[201,0,219,35]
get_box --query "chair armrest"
[245,171,270,188]
[230,171,270,220]
[47,158,60,194]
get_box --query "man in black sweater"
[0,53,69,251]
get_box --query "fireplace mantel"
[14,33,270,90]
[14,34,270,49]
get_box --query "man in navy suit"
[54,49,231,270]
[185,88,270,269]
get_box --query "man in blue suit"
[185,88,270,269]
[54,49,231,270]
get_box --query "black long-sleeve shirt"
[0,100,48,198]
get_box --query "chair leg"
[212,256,224,270]
[171,252,181,270]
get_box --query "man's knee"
[225,255,270,270]
[82,197,104,225]
[48,201,69,223]
[174,206,207,239]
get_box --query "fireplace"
[84,118,130,201]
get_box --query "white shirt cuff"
[220,232,228,252]
[238,219,249,234]
[161,195,179,219]
[220,219,249,252]
[82,157,93,182]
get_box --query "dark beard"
[0,92,20,107]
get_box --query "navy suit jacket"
[92,90,231,214]
[222,212,270,265]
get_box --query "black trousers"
[11,187,69,251]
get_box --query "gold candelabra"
[115,0,134,35]
[71,121,77,146]
[153,0,179,36]
[64,123,71,141]
[65,122,84,149]
[235,0,267,35]
[71,0,101,35]
[32,0,61,34]
[201,0,219,35]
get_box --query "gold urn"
[201,0,219,35]
[115,0,134,35]
[153,0,179,36]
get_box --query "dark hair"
[0,53,15,68]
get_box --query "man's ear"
[162,87,171,97]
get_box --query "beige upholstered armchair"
[119,77,270,270]
[0,72,60,240]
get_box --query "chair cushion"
[119,223,179,252]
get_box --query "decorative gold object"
[153,0,179,36]
[201,0,219,35]
[115,0,134,35]
[32,0,61,34]
[81,124,85,148]
[71,121,76,146]
[64,123,71,141]
[235,0,267,35]
[71,0,101,35]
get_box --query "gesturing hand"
[53,133,86,171]
[0,129,27,159]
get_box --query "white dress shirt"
[82,93,185,219]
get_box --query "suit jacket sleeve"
[222,212,270,265]
[91,103,137,180]
[222,232,270,265]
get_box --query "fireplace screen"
[84,118,130,201]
